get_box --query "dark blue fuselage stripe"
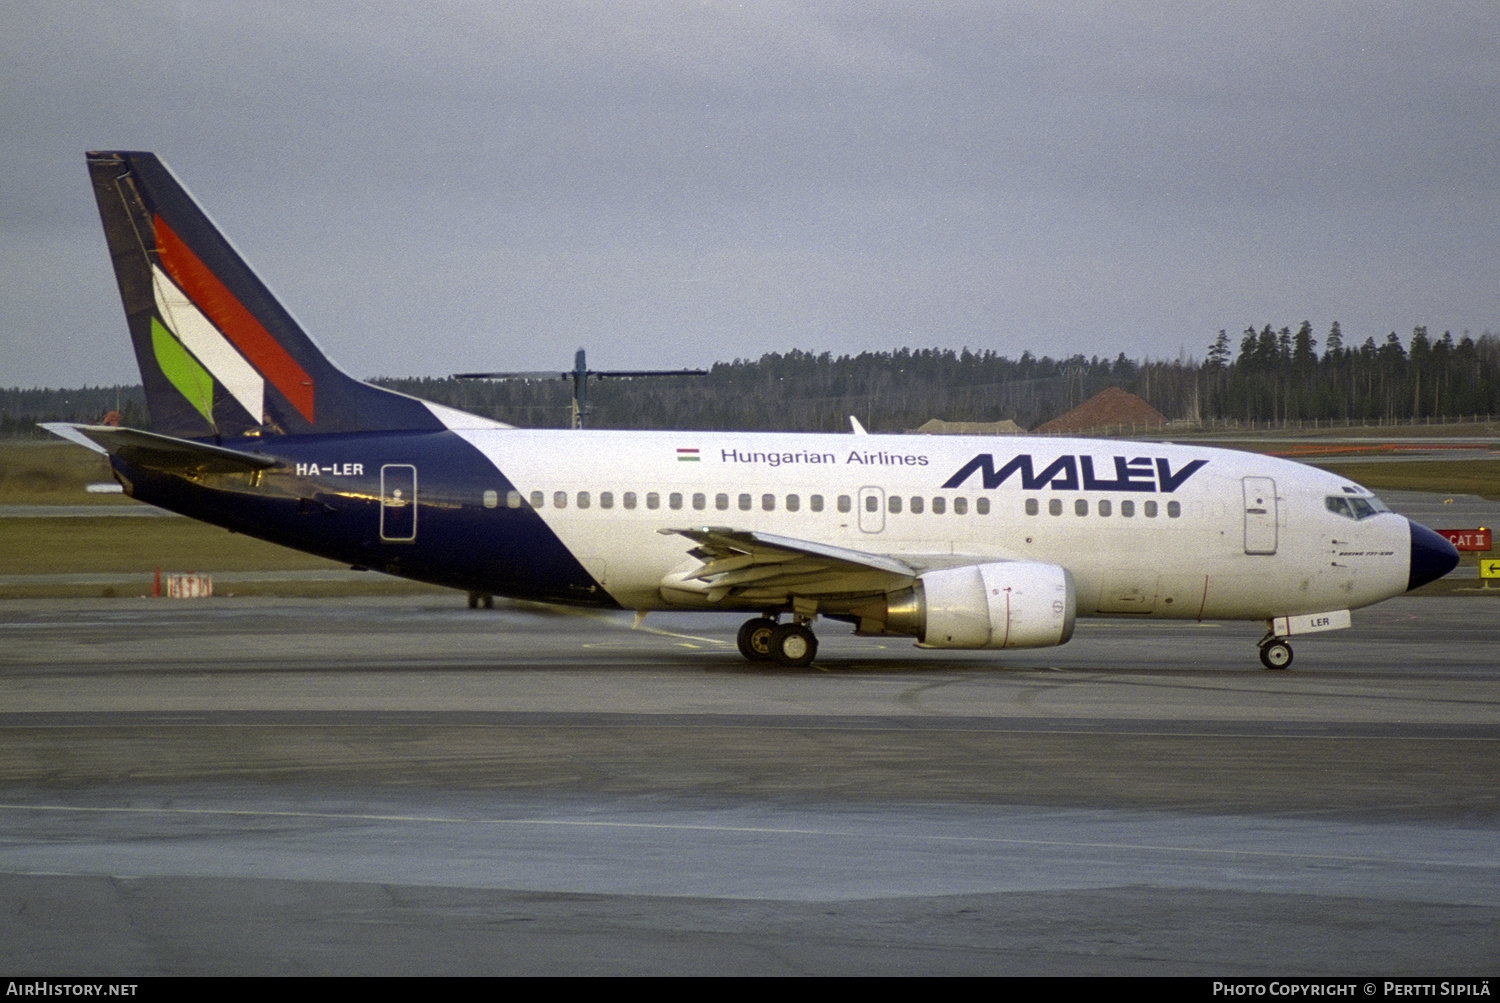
[114,429,616,606]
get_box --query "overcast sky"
[3,1,1497,389]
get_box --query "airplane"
[47,151,1459,671]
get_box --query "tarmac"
[0,593,1495,976]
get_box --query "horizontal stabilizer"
[41,423,276,475]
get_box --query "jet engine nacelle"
[869,561,1076,649]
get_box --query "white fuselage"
[448,428,1411,620]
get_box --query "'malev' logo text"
[941,454,1207,493]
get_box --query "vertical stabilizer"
[86,151,456,438]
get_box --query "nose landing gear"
[1258,635,1293,670]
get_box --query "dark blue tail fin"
[87,151,458,438]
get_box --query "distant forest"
[5,323,1497,437]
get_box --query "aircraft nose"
[1407,520,1459,592]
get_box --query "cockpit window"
[1326,495,1389,520]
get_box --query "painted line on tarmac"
[0,802,1481,868]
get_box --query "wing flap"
[658,526,918,606]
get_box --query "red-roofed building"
[1033,386,1166,435]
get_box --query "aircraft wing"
[657,526,919,604]
[42,423,277,475]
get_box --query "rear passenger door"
[381,464,417,542]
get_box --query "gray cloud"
[2,1,1496,389]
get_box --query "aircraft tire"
[770,623,818,668]
[1259,639,1293,670]
[737,618,779,661]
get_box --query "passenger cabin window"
[1120,500,1134,517]
[1025,498,1039,516]
[1144,501,1158,517]
[910,496,924,515]
[692,492,706,511]
[647,492,660,510]
[976,498,989,515]
[577,491,590,509]
[739,493,752,511]
[531,490,545,509]
[1074,499,1088,516]
[668,492,682,510]
[762,493,775,511]
[810,495,824,512]
[1048,498,1062,516]
[715,493,729,511]
[553,491,567,509]
[954,497,968,515]
[623,492,637,510]
[1167,500,1181,518]
[932,497,945,515]
[600,491,614,509]
[887,496,902,514]
[1098,499,1111,517]
[837,495,852,513]
[786,494,800,512]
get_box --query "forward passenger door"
[1242,476,1277,555]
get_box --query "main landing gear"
[1258,634,1293,670]
[737,615,819,668]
